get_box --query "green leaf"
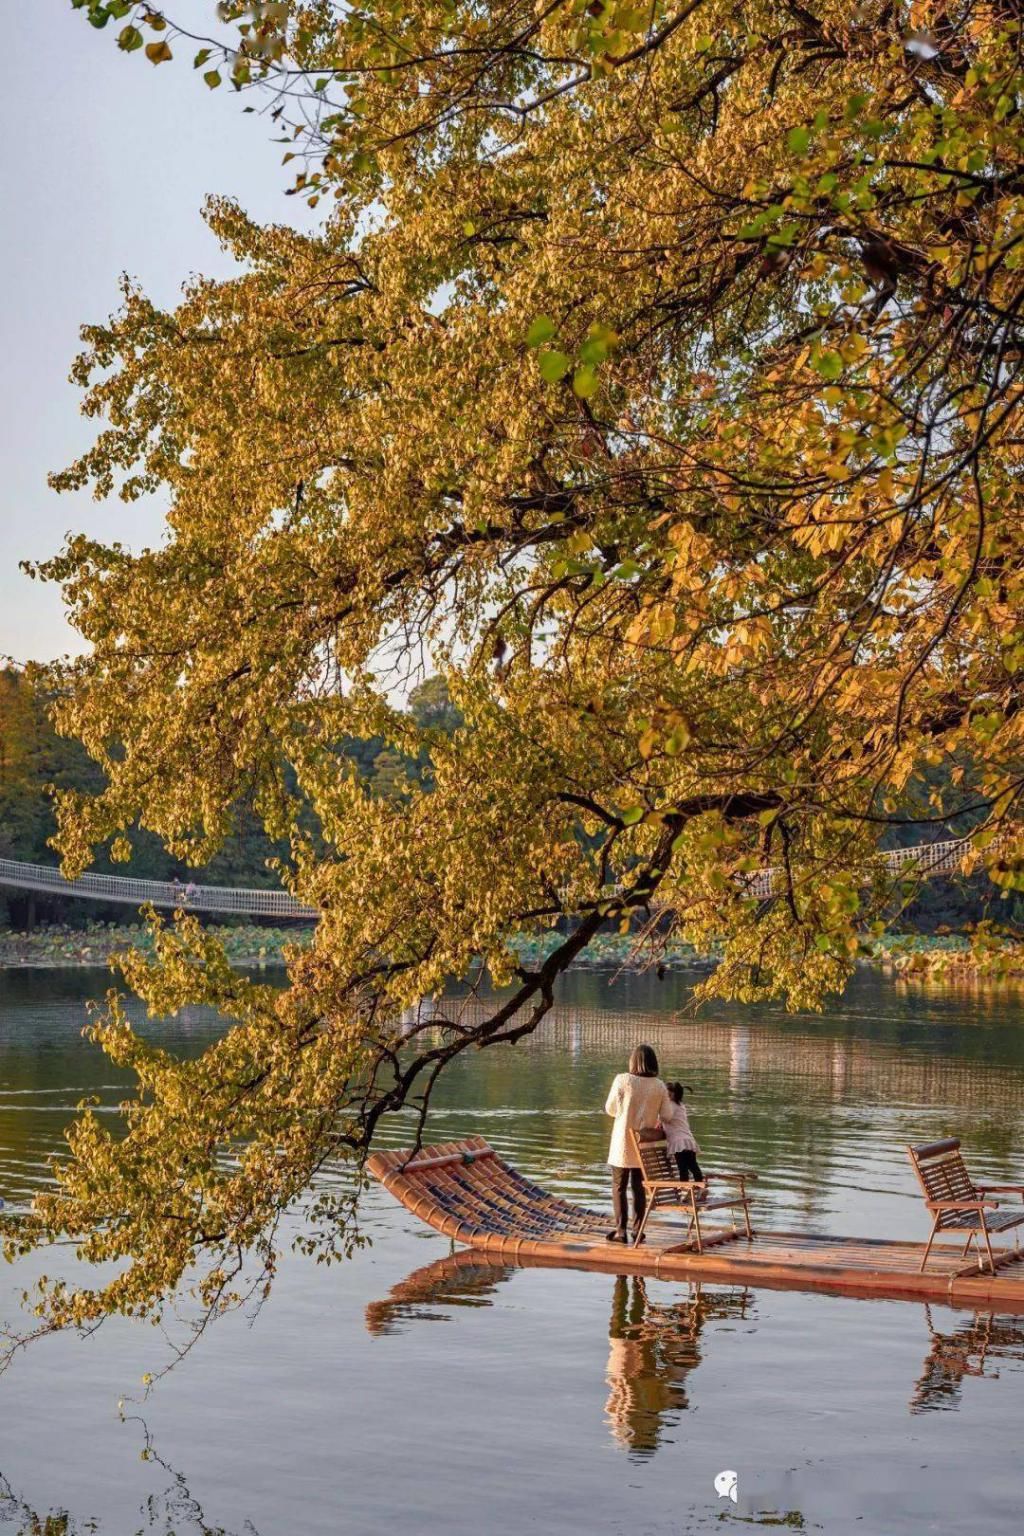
[664,722,691,756]
[620,805,645,826]
[204,69,222,89]
[525,315,556,349]
[813,349,844,381]
[117,24,143,52]
[579,323,617,365]
[578,335,608,366]
[194,49,212,69]
[767,221,801,249]
[538,349,571,383]
[787,126,812,155]
[572,363,599,398]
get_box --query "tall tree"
[6,0,1024,1343]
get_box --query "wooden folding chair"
[908,1138,1024,1275]
[629,1129,754,1252]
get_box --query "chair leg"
[920,1214,940,1273]
[742,1195,753,1242]
[633,1194,654,1248]
[981,1218,997,1275]
[690,1191,704,1254]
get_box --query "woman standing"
[604,1043,677,1243]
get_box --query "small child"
[662,1081,703,1184]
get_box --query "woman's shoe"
[606,1229,628,1243]
[632,1232,646,1246]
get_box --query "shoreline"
[1,923,1020,982]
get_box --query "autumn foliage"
[6,0,1024,1342]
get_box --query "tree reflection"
[0,1428,262,1536]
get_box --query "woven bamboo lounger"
[367,1137,1024,1311]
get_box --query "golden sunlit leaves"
[15,0,1024,1342]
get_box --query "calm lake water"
[2,965,1024,1534]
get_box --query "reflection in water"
[0,1422,262,1536]
[7,969,1024,1532]
[365,1250,515,1336]
[604,1276,753,1457]
[364,977,1024,1244]
[370,1250,1024,1445]
[728,1025,750,1095]
[366,1251,754,1455]
[6,968,1024,1230]
[911,1305,1024,1414]
[439,999,1024,1114]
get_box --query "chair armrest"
[705,1171,757,1183]
[645,1179,703,1189]
[976,1185,1024,1195]
[926,1199,1000,1211]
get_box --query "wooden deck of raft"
[366,1136,1024,1311]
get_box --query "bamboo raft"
[366,1136,1024,1310]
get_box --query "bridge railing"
[743,835,990,901]
[0,831,1011,921]
[0,858,317,919]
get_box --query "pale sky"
[1,2,315,664]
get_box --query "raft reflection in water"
[367,1249,1024,1439]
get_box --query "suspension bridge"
[0,858,316,919]
[0,835,995,920]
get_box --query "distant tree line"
[0,667,460,928]
[0,662,1012,937]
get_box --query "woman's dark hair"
[668,1081,683,1103]
[629,1043,659,1078]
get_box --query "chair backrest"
[908,1139,977,1227]
[629,1129,676,1187]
